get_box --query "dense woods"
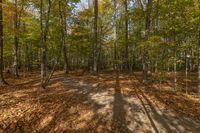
[0,0,200,132]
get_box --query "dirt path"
[61,73,200,133]
[0,73,200,133]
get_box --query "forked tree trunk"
[0,0,7,85]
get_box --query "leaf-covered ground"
[0,72,200,133]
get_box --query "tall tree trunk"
[40,0,52,88]
[113,0,117,71]
[185,50,188,94]
[174,50,177,90]
[124,0,129,71]
[198,30,200,94]
[13,0,19,77]
[59,0,69,74]
[143,0,152,83]
[40,0,46,88]
[92,0,98,73]
[0,0,7,85]
[23,22,31,71]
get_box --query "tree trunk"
[174,51,177,90]
[143,0,152,83]
[40,0,46,88]
[0,0,7,85]
[93,0,98,74]
[13,0,19,77]
[124,0,129,71]
[23,22,31,71]
[59,0,69,74]
[198,30,200,94]
[185,51,188,94]
[113,0,117,71]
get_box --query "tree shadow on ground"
[131,74,200,132]
[112,71,131,133]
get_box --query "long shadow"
[132,74,200,132]
[136,91,160,133]
[112,71,131,133]
[138,89,173,132]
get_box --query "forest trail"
[0,72,200,133]
[61,73,200,133]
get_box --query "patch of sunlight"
[13,93,28,98]
[39,114,54,129]
[54,110,94,131]
[33,82,41,86]
[97,103,113,115]
[90,91,114,106]
[92,83,99,87]
[77,110,94,127]
[66,89,79,93]
[78,81,87,86]
[0,102,39,122]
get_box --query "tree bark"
[59,0,69,74]
[93,0,98,73]
[13,0,19,77]
[23,22,31,71]
[198,30,200,94]
[124,0,129,71]
[40,0,47,88]
[113,0,117,71]
[143,0,152,83]
[0,0,7,85]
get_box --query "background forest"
[1,0,200,93]
[1,0,200,132]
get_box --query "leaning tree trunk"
[13,0,19,77]
[0,0,7,85]
[143,0,152,83]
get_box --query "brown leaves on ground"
[0,71,200,133]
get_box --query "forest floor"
[0,71,200,133]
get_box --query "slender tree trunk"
[0,0,7,85]
[198,30,200,94]
[40,0,46,88]
[23,22,30,71]
[174,50,177,90]
[40,0,51,88]
[59,0,68,74]
[113,0,117,71]
[185,51,188,94]
[13,0,19,77]
[143,0,152,83]
[93,0,98,73]
[124,0,129,71]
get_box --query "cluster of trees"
[0,0,200,93]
